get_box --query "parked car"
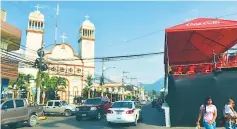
[43,100,76,116]
[152,99,158,108]
[75,97,112,121]
[1,98,44,128]
[106,101,142,126]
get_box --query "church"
[19,6,95,104]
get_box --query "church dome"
[81,19,95,29]
[29,11,44,22]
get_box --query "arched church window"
[32,21,35,28]
[29,21,32,28]
[85,29,88,37]
[40,22,43,30]
[34,21,37,29]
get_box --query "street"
[3,104,166,129]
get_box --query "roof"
[165,18,237,65]
[81,20,95,29]
[29,11,44,21]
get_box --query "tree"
[83,75,93,98]
[9,73,33,98]
[49,76,67,99]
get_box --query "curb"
[39,116,47,120]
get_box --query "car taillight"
[107,110,113,114]
[126,110,134,114]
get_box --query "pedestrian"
[224,99,237,129]
[196,96,217,129]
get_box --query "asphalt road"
[2,104,225,129]
[2,104,167,129]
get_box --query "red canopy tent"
[164,18,237,66]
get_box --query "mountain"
[141,77,164,92]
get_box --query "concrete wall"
[166,69,237,127]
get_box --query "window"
[102,100,108,104]
[84,99,101,105]
[15,100,25,108]
[47,102,53,106]
[61,101,68,106]
[112,102,133,109]
[54,102,60,106]
[2,100,14,109]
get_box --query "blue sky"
[2,1,237,84]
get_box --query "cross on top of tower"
[84,15,90,20]
[60,32,67,43]
[35,5,41,12]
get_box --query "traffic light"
[33,47,48,71]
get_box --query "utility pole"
[100,59,105,97]
[54,4,59,44]
[33,47,48,104]
[122,71,129,100]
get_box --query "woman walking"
[196,96,217,129]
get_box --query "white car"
[106,101,142,126]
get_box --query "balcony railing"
[170,52,237,75]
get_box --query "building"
[1,9,22,98]
[44,16,95,103]
[17,7,96,104]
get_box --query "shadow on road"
[140,104,166,127]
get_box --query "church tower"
[25,5,44,60]
[78,16,95,77]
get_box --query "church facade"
[19,7,95,104]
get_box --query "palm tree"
[49,76,67,99]
[83,75,93,98]
[9,73,33,99]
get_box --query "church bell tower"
[78,15,95,76]
[25,5,44,60]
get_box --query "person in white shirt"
[224,99,237,129]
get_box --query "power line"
[47,52,164,62]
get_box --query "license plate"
[82,114,86,117]
[117,117,121,119]
[116,112,121,115]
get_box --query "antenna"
[54,4,59,44]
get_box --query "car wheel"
[64,110,72,117]
[76,116,82,121]
[96,112,101,120]
[27,114,38,127]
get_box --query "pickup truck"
[43,100,76,116]
[1,98,44,128]
[75,97,112,121]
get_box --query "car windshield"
[112,102,133,109]
[62,101,68,106]
[84,99,101,105]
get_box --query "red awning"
[165,18,237,65]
